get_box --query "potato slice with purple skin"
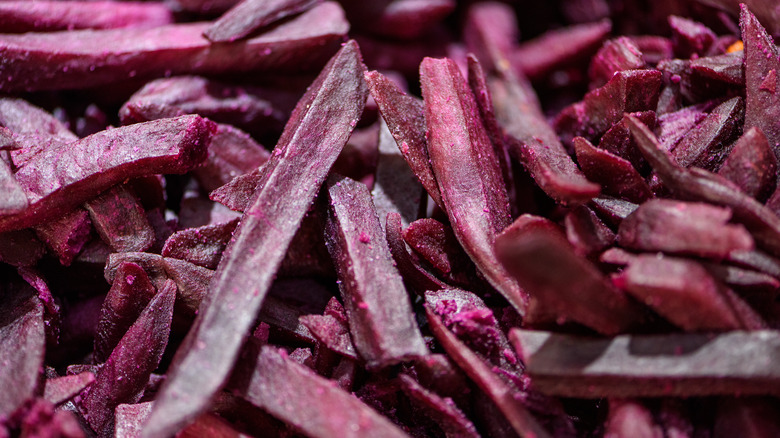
[142,41,368,438]
[0,2,348,92]
[742,4,780,157]
[627,115,780,257]
[613,255,757,331]
[239,346,409,438]
[366,70,444,210]
[0,115,214,233]
[325,174,428,367]
[495,215,646,335]
[510,328,780,398]
[204,0,320,42]
[0,281,44,418]
[85,185,155,253]
[617,199,754,259]
[0,1,173,33]
[80,280,176,435]
[94,262,157,363]
[573,136,652,204]
[33,209,92,266]
[426,309,552,438]
[719,127,778,201]
[420,57,526,314]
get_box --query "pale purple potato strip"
[0,97,78,144]
[741,5,780,157]
[0,2,348,92]
[204,0,320,42]
[325,174,428,367]
[0,282,44,418]
[365,70,444,210]
[209,166,263,212]
[613,255,758,331]
[81,280,176,435]
[0,115,213,232]
[420,57,526,314]
[489,67,601,205]
[94,262,158,363]
[426,309,552,438]
[617,199,754,259]
[43,372,95,406]
[371,117,425,230]
[142,41,367,438]
[161,218,239,269]
[0,1,173,33]
[33,208,92,266]
[398,373,480,438]
[0,157,26,214]
[718,127,778,201]
[495,215,645,334]
[85,185,155,253]
[626,115,780,256]
[240,346,409,438]
[510,328,780,398]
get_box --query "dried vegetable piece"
[3,398,85,438]
[398,373,480,438]
[718,127,778,201]
[43,372,95,406]
[0,2,348,92]
[1,115,213,232]
[589,37,646,88]
[359,0,455,40]
[404,219,475,280]
[420,57,526,314]
[496,215,645,334]
[510,328,780,398]
[385,212,448,294]
[617,199,754,259]
[298,313,358,360]
[143,41,367,438]
[162,218,239,270]
[510,19,611,81]
[192,124,270,193]
[613,254,760,331]
[0,157,26,214]
[691,52,744,85]
[94,262,157,363]
[0,97,78,147]
[589,196,639,227]
[0,1,173,33]
[462,2,519,74]
[627,115,780,256]
[573,136,652,203]
[554,69,663,145]
[240,346,409,438]
[33,209,92,266]
[742,4,780,155]
[204,0,320,42]
[597,111,656,173]
[426,309,552,438]
[603,400,663,438]
[209,167,263,212]
[115,402,154,438]
[371,118,424,230]
[365,70,443,210]
[564,205,615,257]
[84,185,155,253]
[80,280,176,435]
[670,96,743,170]
[325,175,428,367]
[669,15,717,57]
[0,230,46,267]
[0,281,44,418]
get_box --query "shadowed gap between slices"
[141,40,368,438]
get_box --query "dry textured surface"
[6,1,780,438]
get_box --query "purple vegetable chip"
[617,199,754,259]
[669,15,717,57]
[192,124,270,193]
[670,96,743,171]
[143,41,368,437]
[385,212,448,294]
[495,215,646,334]
[657,102,712,152]
[80,280,176,435]
[0,1,173,33]
[161,218,239,270]
[239,346,409,438]
[4,398,84,438]
[691,51,744,86]
[589,196,639,228]
[718,127,778,201]
[511,328,780,398]
[420,56,528,314]
[209,166,263,213]
[589,37,646,88]
[325,174,428,367]
[574,136,653,204]
[0,157,26,215]
[510,19,611,82]
[564,205,615,257]
[204,0,320,43]
[613,254,762,331]
[347,0,455,41]
[43,372,95,406]
[0,229,46,267]
[0,2,348,92]
[0,281,44,418]
[299,311,358,360]
[742,4,780,157]
[1,115,214,232]
[462,2,518,74]
[597,110,656,173]
[398,373,480,438]
[84,185,155,253]
[33,208,92,266]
